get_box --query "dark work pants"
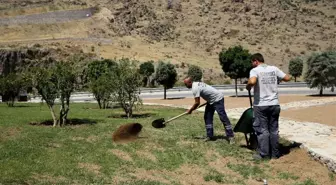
[204,98,234,138]
[253,105,281,157]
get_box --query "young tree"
[54,61,77,125]
[113,58,142,118]
[187,65,203,81]
[219,45,252,97]
[305,51,336,96]
[289,57,303,82]
[86,59,118,109]
[139,61,155,87]
[30,66,59,126]
[0,73,29,107]
[155,61,177,99]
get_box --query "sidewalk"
[144,96,336,173]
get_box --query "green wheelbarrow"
[233,90,257,149]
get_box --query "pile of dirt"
[112,123,143,143]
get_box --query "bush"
[187,65,203,81]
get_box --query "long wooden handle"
[165,102,207,124]
[248,90,253,108]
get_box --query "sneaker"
[228,137,235,145]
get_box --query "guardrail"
[67,82,308,96]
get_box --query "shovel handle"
[165,102,207,124]
[248,90,253,108]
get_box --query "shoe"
[228,137,235,145]
[252,153,270,160]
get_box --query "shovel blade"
[152,118,166,128]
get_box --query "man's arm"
[281,74,291,82]
[246,77,257,91]
[187,97,200,114]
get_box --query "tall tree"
[219,45,252,97]
[155,61,177,99]
[289,57,303,82]
[305,51,336,96]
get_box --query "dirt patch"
[144,95,331,109]
[136,150,157,162]
[30,173,67,184]
[0,127,21,141]
[109,149,133,162]
[269,149,335,185]
[281,104,336,127]
[78,163,101,175]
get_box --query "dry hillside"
[0,0,335,83]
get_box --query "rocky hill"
[0,0,335,83]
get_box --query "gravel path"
[0,7,96,25]
[144,97,336,173]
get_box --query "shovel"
[152,102,207,129]
[233,90,257,148]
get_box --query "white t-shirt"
[192,82,223,104]
[250,64,286,106]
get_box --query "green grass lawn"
[0,103,326,185]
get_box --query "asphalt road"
[27,86,336,103]
[0,7,95,25]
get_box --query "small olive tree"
[113,58,142,118]
[86,59,118,109]
[305,51,336,96]
[289,57,303,82]
[155,61,177,99]
[30,60,78,127]
[30,66,59,126]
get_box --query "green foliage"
[0,73,29,107]
[30,65,59,126]
[187,65,203,81]
[219,45,252,97]
[139,61,155,77]
[139,61,155,87]
[289,57,303,82]
[28,59,78,126]
[304,51,336,96]
[113,58,142,118]
[155,61,177,99]
[86,59,118,109]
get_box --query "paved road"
[27,87,336,103]
[0,7,96,25]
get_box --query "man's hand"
[246,77,257,91]
[187,97,200,114]
[187,109,193,114]
[246,84,252,91]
